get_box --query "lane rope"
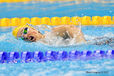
[0,16,114,27]
[0,50,113,63]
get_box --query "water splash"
[0,25,114,48]
[30,25,114,47]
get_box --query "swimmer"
[12,24,86,43]
[12,24,114,45]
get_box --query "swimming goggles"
[20,25,42,41]
[21,27,29,40]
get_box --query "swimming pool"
[0,0,114,76]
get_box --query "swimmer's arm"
[52,25,86,43]
[52,25,78,37]
[52,25,67,37]
[65,26,86,43]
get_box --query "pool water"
[0,1,114,18]
[0,26,114,51]
[0,26,114,76]
[0,1,114,76]
[0,59,113,76]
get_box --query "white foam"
[40,32,78,46]
[103,61,111,65]
[39,31,114,46]
[0,32,13,42]
[85,64,99,69]
[0,34,7,41]
[106,66,114,69]
[64,71,85,76]
[1,67,6,70]
[0,74,5,76]
[19,73,29,76]
[64,71,74,76]
[32,70,49,76]
[104,32,114,38]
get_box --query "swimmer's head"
[12,25,44,42]
[12,25,31,38]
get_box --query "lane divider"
[0,50,113,63]
[0,0,75,3]
[0,0,114,3]
[0,16,114,27]
[0,0,31,3]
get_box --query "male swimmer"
[12,24,114,45]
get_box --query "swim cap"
[12,25,32,38]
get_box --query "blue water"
[0,1,114,18]
[0,1,114,76]
[0,26,114,52]
[0,26,114,76]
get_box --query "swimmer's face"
[17,27,44,42]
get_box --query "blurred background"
[0,0,114,18]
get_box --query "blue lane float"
[0,50,114,63]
